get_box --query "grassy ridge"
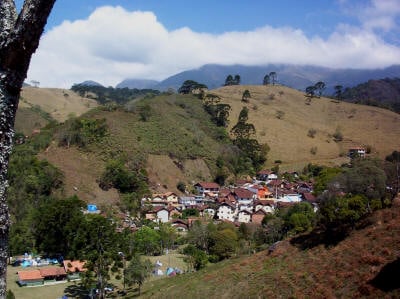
[19,85,400,198]
[141,202,400,298]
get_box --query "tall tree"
[234,74,241,85]
[269,72,277,85]
[0,1,56,297]
[334,85,343,100]
[124,254,152,296]
[314,81,326,97]
[263,74,270,85]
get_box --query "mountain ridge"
[117,64,400,93]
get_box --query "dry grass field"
[20,85,400,201]
[212,85,400,169]
[141,199,400,298]
[19,87,98,123]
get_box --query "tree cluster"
[224,74,241,86]
[230,107,269,174]
[70,84,160,105]
[178,80,208,94]
[263,72,277,85]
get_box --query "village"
[140,168,317,230]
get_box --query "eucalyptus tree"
[269,72,277,85]
[0,1,56,296]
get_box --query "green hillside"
[140,199,400,298]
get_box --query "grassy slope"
[141,199,400,299]
[19,85,400,202]
[39,93,224,203]
[212,85,400,170]
[19,86,98,122]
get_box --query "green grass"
[7,265,75,299]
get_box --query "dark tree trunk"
[0,1,55,297]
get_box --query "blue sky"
[15,0,400,88]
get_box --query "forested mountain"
[342,78,400,113]
[117,64,400,94]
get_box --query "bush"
[307,128,317,138]
[333,128,343,142]
[310,147,318,155]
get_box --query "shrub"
[276,110,285,119]
[333,128,343,142]
[307,128,317,138]
[310,147,318,155]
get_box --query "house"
[17,270,44,286]
[254,199,275,214]
[40,267,67,282]
[148,207,182,223]
[156,208,170,223]
[203,207,216,218]
[194,182,220,197]
[247,184,273,200]
[171,219,189,232]
[256,170,278,181]
[233,188,255,210]
[179,195,197,207]
[217,202,236,222]
[279,193,302,203]
[237,210,252,223]
[348,147,366,158]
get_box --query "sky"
[15,0,400,88]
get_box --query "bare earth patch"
[39,143,119,207]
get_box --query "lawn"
[6,250,187,299]
[6,265,75,299]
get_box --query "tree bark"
[0,1,55,297]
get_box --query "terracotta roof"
[40,267,67,277]
[18,270,43,281]
[254,199,275,206]
[234,188,254,199]
[219,188,231,197]
[257,170,273,175]
[195,182,220,189]
[63,260,86,273]
[302,192,317,203]
[253,209,267,215]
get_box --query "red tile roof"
[63,260,86,273]
[234,188,254,199]
[18,270,43,281]
[196,182,220,189]
[39,267,67,277]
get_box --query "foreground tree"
[125,255,152,296]
[0,1,56,297]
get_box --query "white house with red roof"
[233,187,255,211]
[194,182,220,197]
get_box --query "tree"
[269,72,277,85]
[178,80,207,94]
[182,244,208,271]
[224,74,240,86]
[124,255,152,296]
[224,75,234,86]
[305,85,317,98]
[234,74,241,85]
[263,74,270,85]
[334,85,343,100]
[242,89,251,102]
[76,214,121,299]
[314,81,326,97]
[0,1,56,296]
[33,196,86,258]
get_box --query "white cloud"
[27,5,400,88]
